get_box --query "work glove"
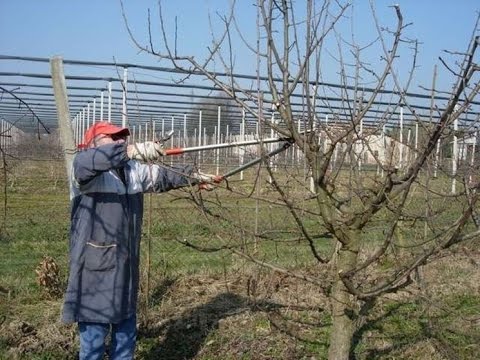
[127,141,166,162]
[192,171,222,191]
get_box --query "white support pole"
[122,67,128,127]
[270,113,276,173]
[414,121,418,159]
[214,126,219,174]
[74,115,79,144]
[470,129,477,184]
[100,91,104,121]
[311,84,318,122]
[216,106,221,175]
[217,106,221,144]
[297,118,301,163]
[452,117,458,194]
[2,122,6,151]
[471,130,477,166]
[87,103,91,128]
[170,117,174,165]
[1,121,4,150]
[406,128,411,165]
[92,98,96,123]
[380,124,386,177]
[183,113,187,147]
[226,124,230,165]
[310,159,315,192]
[399,104,404,169]
[81,109,85,144]
[202,127,206,167]
[2,121,6,151]
[358,117,363,171]
[78,113,82,144]
[240,108,246,180]
[434,139,441,178]
[324,114,329,155]
[108,82,112,122]
[198,110,203,146]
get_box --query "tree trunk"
[328,244,358,360]
[328,277,356,359]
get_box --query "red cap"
[78,121,130,148]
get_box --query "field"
[0,159,479,359]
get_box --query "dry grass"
[1,248,478,359]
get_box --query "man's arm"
[133,163,197,193]
[73,143,129,185]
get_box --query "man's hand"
[127,142,166,162]
[192,171,222,191]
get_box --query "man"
[62,121,214,359]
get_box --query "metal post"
[407,128,411,165]
[100,91,104,121]
[399,104,404,169]
[108,82,112,122]
[415,121,418,159]
[240,108,245,180]
[434,140,441,178]
[216,106,221,175]
[87,103,91,128]
[198,110,202,146]
[452,117,458,194]
[380,124,386,177]
[358,116,364,171]
[1,121,4,150]
[93,98,96,123]
[122,68,128,127]
[81,109,85,144]
[183,113,187,147]
[470,129,477,184]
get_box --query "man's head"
[79,121,130,149]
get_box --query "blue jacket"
[62,142,194,324]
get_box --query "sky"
[0,0,479,91]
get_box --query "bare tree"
[121,1,480,358]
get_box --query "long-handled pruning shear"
[157,131,295,183]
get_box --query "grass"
[0,159,479,359]
[352,292,480,359]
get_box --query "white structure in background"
[0,120,23,155]
[318,125,404,169]
[354,134,399,167]
[457,133,478,162]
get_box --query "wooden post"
[50,56,75,180]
